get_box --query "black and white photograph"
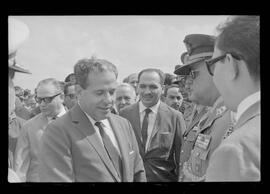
[8,15,260,183]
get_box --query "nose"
[119,98,126,104]
[104,92,113,104]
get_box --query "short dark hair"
[138,68,165,85]
[74,57,118,90]
[64,82,76,95]
[64,73,76,83]
[164,84,181,97]
[216,15,260,82]
[164,73,176,86]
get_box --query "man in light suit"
[38,57,146,182]
[205,16,260,181]
[120,68,185,182]
[174,34,234,182]
[14,78,67,182]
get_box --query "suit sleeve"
[14,123,30,182]
[127,120,146,182]
[206,143,244,181]
[174,112,185,176]
[38,123,74,182]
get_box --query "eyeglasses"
[205,53,242,76]
[35,93,61,104]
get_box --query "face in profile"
[185,61,215,105]
[80,70,117,121]
[115,85,136,112]
[64,85,78,109]
[138,71,163,108]
[165,86,183,110]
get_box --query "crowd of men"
[8,15,260,182]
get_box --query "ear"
[226,54,239,81]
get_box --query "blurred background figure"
[164,84,184,113]
[64,73,77,85]
[123,73,139,101]
[8,17,31,182]
[115,83,137,113]
[64,82,79,110]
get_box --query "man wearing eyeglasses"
[205,16,260,181]
[174,34,234,182]
[14,78,66,182]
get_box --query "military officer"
[174,34,234,182]
[8,17,31,182]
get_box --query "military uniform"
[179,97,232,181]
[174,34,234,181]
[8,17,31,182]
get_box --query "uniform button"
[181,150,184,153]
[184,137,187,140]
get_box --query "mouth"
[99,107,111,112]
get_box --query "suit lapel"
[198,98,226,134]
[108,115,129,181]
[235,101,261,129]
[149,102,168,140]
[184,106,208,136]
[70,104,120,182]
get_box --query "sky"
[12,15,228,92]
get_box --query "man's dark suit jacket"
[38,103,146,182]
[120,101,185,182]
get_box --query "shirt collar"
[47,105,66,120]
[236,91,261,121]
[139,100,160,114]
[78,101,108,127]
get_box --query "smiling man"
[120,68,185,182]
[38,57,146,182]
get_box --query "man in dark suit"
[38,57,146,182]
[120,68,185,182]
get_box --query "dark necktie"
[141,108,152,149]
[95,121,122,179]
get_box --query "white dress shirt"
[236,91,261,121]
[78,102,121,155]
[47,105,67,123]
[139,100,161,151]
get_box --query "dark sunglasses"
[205,53,241,76]
[35,93,61,104]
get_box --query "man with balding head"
[120,68,185,182]
[115,83,136,113]
[14,78,67,182]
